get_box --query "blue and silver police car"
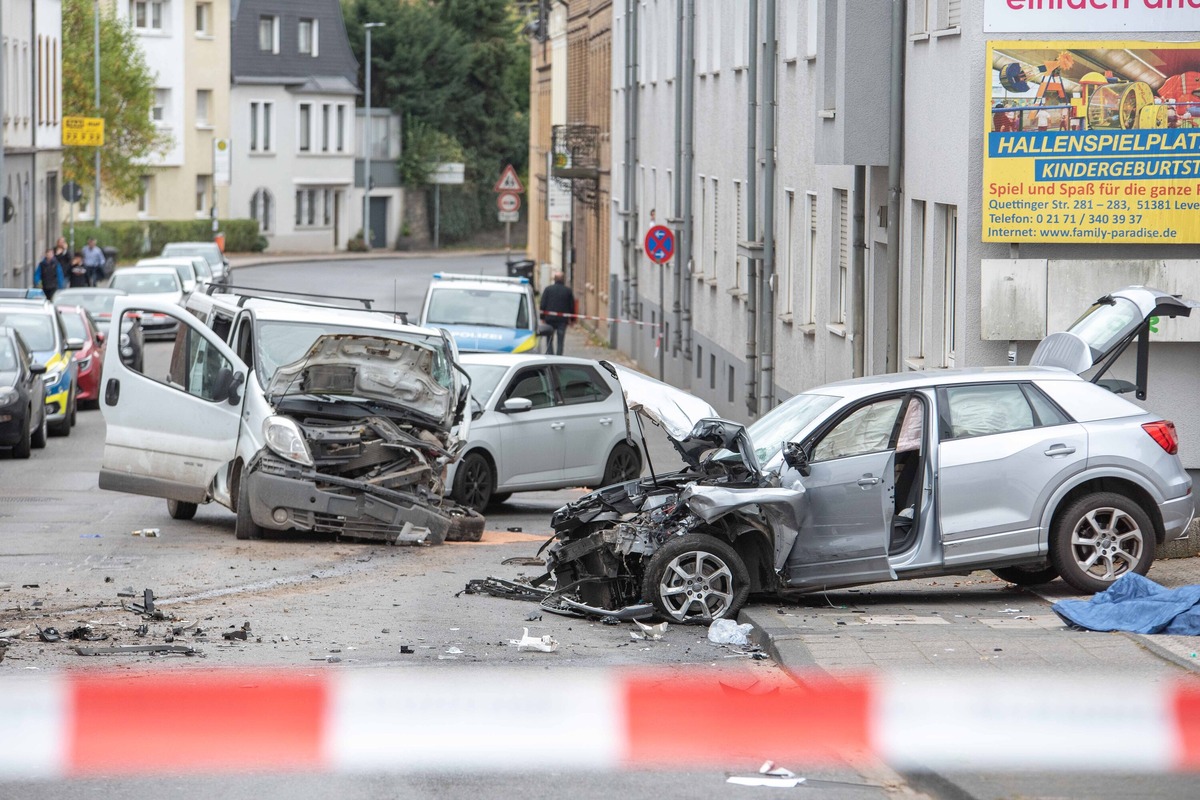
[418,273,540,354]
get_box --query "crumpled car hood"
[268,334,454,426]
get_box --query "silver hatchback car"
[544,287,1196,623]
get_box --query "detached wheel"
[600,442,641,486]
[31,408,47,450]
[453,452,494,512]
[991,564,1059,586]
[167,499,198,521]
[642,534,750,624]
[234,467,263,540]
[1050,492,1155,594]
[445,506,486,543]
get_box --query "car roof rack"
[431,272,529,285]
[204,284,409,324]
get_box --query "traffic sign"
[61,181,84,203]
[493,164,524,194]
[497,192,521,213]
[643,225,676,264]
[62,116,105,147]
[498,210,520,223]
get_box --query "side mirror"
[95,331,107,345]
[30,363,47,375]
[500,397,533,414]
[65,337,85,352]
[782,441,810,477]
[225,371,246,406]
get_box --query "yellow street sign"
[62,116,105,147]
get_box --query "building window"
[370,114,389,159]
[306,189,316,226]
[249,102,259,151]
[733,179,743,290]
[195,2,211,35]
[710,178,719,280]
[806,0,819,59]
[250,188,273,233]
[298,18,318,56]
[151,88,168,123]
[262,102,273,150]
[805,191,817,324]
[941,204,958,366]
[294,190,303,226]
[835,188,848,324]
[195,175,210,215]
[131,1,165,31]
[323,190,333,226]
[336,105,346,151]
[783,190,795,315]
[908,200,926,361]
[298,103,311,152]
[138,176,152,215]
[195,89,211,127]
[321,104,331,152]
[258,16,279,53]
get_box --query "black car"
[0,327,48,458]
[53,288,145,372]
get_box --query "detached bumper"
[246,459,451,544]
[1160,492,1195,542]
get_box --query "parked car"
[98,289,476,545]
[0,326,48,457]
[136,256,202,295]
[107,267,185,339]
[419,273,540,354]
[449,353,643,510]
[161,241,228,283]
[54,288,145,372]
[0,296,80,437]
[543,287,1198,623]
[55,305,106,408]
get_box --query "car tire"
[49,405,70,437]
[12,408,32,459]
[167,499,198,521]
[445,506,486,543]
[642,534,750,624]
[453,452,494,512]
[69,389,77,427]
[234,467,264,541]
[600,442,642,486]
[1050,492,1156,594]
[31,408,47,450]
[991,564,1060,586]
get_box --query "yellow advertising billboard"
[62,116,105,147]
[984,41,1200,244]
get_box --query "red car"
[56,305,105,407]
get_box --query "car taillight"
[1142,420,1178,455]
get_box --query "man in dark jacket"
[67,253,91,287]
[539,271,575,355]
[34,248,65,299]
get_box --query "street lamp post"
[94,0,101,227]
[362,22,385,251]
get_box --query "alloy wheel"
[1069,507,1144,583]
[657,551,736,622]
[460,457,493,510]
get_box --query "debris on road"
[65,626,108,642]
[399,645,414,654]
[524,612,543,622]
[117,587,136,597]
[79,534,101,539]
[36,626,61,643]
[707,619,753,646]
[500,556,543,566]
[460,576,550,602]
[631,620,668,641]
[505,527,523,533]
[131,528,161,537]
[511,628,558,653]
[0,625,29,639]
[74,644,201,657]
[726,760,807,788]
[21,584,39,589]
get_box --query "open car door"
[1030,286,1199,400]
[99,298,248,504]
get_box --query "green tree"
[62,0,169,203]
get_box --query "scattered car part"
[460,576,551,602]
[65,626,108,642]
[74,644,200,656]
[708,619,754,646]
[36,626,61,643]
[511,628,558,653]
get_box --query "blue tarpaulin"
[1052,573,1200,635]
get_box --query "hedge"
[64,219,266,258]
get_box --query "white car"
[106,267,185,338]
[448,353,642,510]
[136,256,203,295]
[162,242,229,283]
[98,291,473,545]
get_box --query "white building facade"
[229,0,359,251]
[610,0,1200,468]
[1,0,63,288]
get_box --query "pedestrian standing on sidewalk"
[81,238,105,286]
[67,253,90,287]
[53,237,72,274]
[34,248,65,299]
[539,272,575,355]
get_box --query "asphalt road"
[0,256,911,800]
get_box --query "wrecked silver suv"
[545,338,1194,623]
[100,294,480,545]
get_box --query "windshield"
[110,272,180,295]
[746,392,840,466]
[0,337,17,370]
[55,291,120,316]
[0,311,57,352]
[425,287,531,329]
[255,320,447,391]
[60,312,88,341]
[461,363,508,405]
[163,244,220,267]
[1065,297,1143,356]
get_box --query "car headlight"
[513,333,540,353]
[120,333,131,347]
[121,346,134,358]
[42,363,66,388]
[262,416,313,467]
[0,387,18,407]
[77,356,93,372]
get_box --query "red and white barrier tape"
[2,670,1198,778]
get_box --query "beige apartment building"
[90,0,231,226]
